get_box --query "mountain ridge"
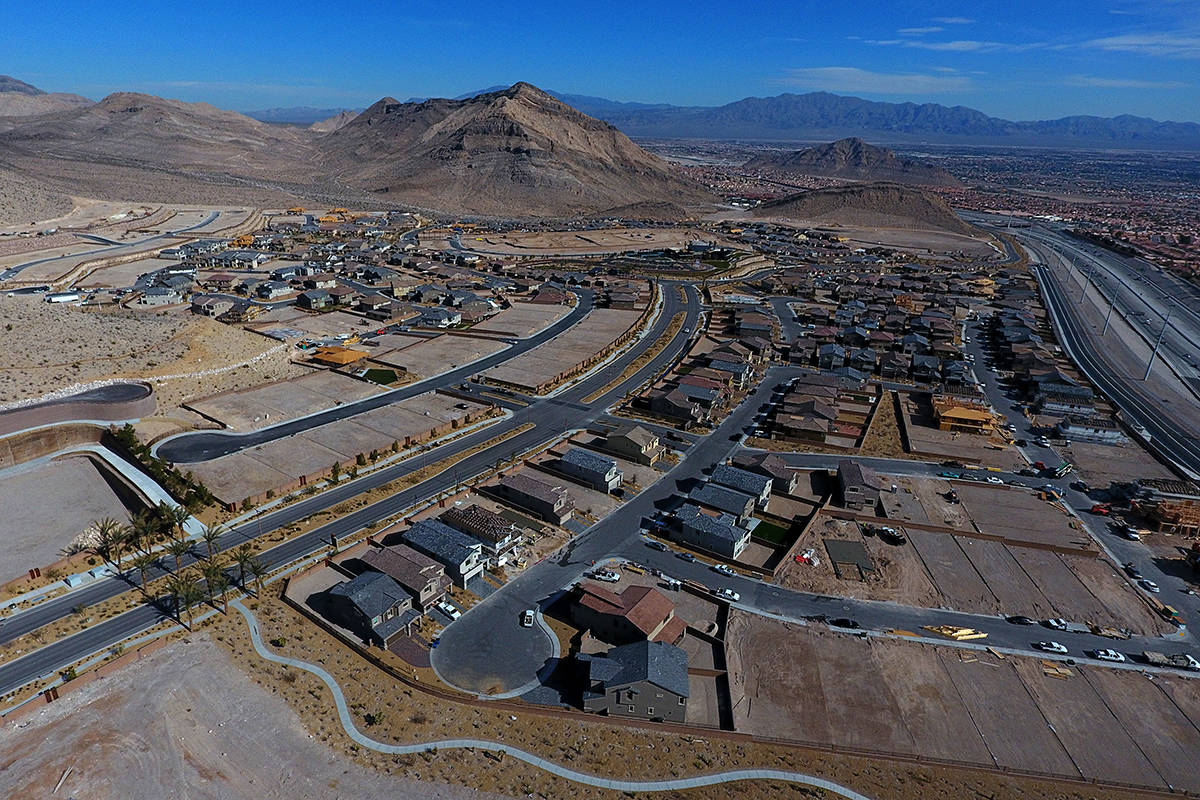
[745,137,961,187]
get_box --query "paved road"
[0,284,701,696]
[0,211,220,283]
[155,289,596,462]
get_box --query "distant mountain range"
[0,75,91,118]
[745,137,961,187]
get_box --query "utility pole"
[1143,308,1173,381]
[1101,294,1117,336]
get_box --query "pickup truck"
[1143,651,1200,671]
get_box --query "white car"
[986,476,1004,485]
[520,609,536,628]
[711,563,736,577]
[713,588,740,602]
[1044,618,1068,631]
[1034,641,1068,654]
[438,601,461,621]
[1139,579,1161,593]
[1089,648,1126,663]
[591,569,621,583]
[1179,654,1200,671]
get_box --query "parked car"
[438,601,461,621]
[711,563,736,577]
[645,539,669,552]
[1034,641,1068,654]
[986,476,1004,485]
[1006,615,1037,625]
[675,551,697,563]
[1089,648,1126,663]
[1139,579,1161,593]
[713,588,740,602]
[1122,526,1142,541]
[829,617,861,629]
[520,609,536,628]
[1043,618,1069,631]
[1123,562,1143,579]
[590,569,621,583]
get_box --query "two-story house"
[578,640,689,723]
[557,448,623,493]
[400,519,484,586]
[360,542,450,611]
[325,570,418,647]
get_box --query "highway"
[0,282,700,696]
[0,211,221,283]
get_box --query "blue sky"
[4,0,1199,120]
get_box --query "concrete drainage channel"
[231,599,872,798]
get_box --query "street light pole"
[1143,307,1173,382]
[1101,294,1117,336]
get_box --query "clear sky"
[4,0,1199,121]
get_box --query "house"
[558,448,623,493]
[310,346,367,367]
[569,583,686,646]
[298,289,332,310]
[440,504,518,562]
[711,464,772,509]
[256,280,291,299]
[399,519,485,586]
[817,343,846,370]
[418,307,461,328]
[674,503,751,558]
[357,293,392,314]
[731,451,800,495]
[1038,383,1096,418]
[688,483,755,523]
[605,424,664,465]
[191,296,233,317]
[1057,415,1127,444]
[648,388,706,426]
[931,395,995,435]
[325,570,418,647]
[360,543,450,611]
[410,284,448,304]
[304,273,338,290]
[137,287,182,306]
[706,359,751,389]
[837,460,882,511]
[493,472,575,525]
[578,640,689,722]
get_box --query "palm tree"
[200,524,225,560]
[168,503,191,541]
[88,517,124,570]
[231,543,255,589]
[167,571,203,629]
[248,558,268,594]
[131,552,157,589]
[128,509,157,555]
[165,538,192,571]
[202,561,230,613]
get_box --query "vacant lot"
[186,370,385,431]
[0,636,501,800]
[0,455,133,579]
[465,227,703,255]
[371,334,507,378]
[726,612,1200,793]
[470,302,571,338]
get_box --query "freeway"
[0,211,221,283]
[155,289,596,462]
[0,283,702,696]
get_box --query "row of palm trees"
[85,504,267,629]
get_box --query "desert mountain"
[745,138,960,187]
[574,91,1200,150]
[0,75,91,118]
[316,82,712,215]
[752,182,974,235]
[308,110,358,133]
[0,92,314,176]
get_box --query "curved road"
[0,211,220,283]
[232,600,873,799]
[156,289,596,462]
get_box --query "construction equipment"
[232,233,254,248]
[1091,503,1112,515]
[287,206,305,213]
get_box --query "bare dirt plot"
[908,529,998,612]
[469,302,571,338]
[189,451,295,503]
[1011,659,1165,788]
[0,455,132,578]
[778,514,941,609]
[957,538,1057,619]
[938,650,1080,776]
[1067,556,1172,635]
[1012,548,1119,627]
[466,227,703,256]
[76,256,176,289]
[956,484,1091,551]
[0,636,499,800]
[1087,669,1200,794]
[867,638,992,763]
[371,335,507,378]
[685,674,722,727]
[482,308,642,392]
[1063,440,1176,486]
[906,477,973,530]
[187,370,385,430]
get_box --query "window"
[678,697,685,705]
[647,707,654,716]
[627,705,635,713]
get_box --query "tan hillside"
[745,137,961,188]
[752,182,975,234]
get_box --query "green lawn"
[363,368,398,385]
[751,520,792,545]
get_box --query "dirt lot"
[725,612,1200,793]
[251,308,371,338]
[75,256,177,289]
[469,302,571,338]
[0,455,133,579]
[482,308,642,392]
[186,369,386,431]
[955,483,1090,551]
[453,227,707,256]
[371,334,508,378]
[1062,439,1176,487]
[0,636,501,800]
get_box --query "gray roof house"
[326,570,418,647]
[837,459,883,511]
[361,543,450,611]
[688,483,755,524]
[493,472,575,525]
[557,447,623,493]
[400,519,484,587]
[578,640,689,722]
[674,503,751,559]
[711,464,772,509]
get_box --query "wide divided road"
[0,283,700,696]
